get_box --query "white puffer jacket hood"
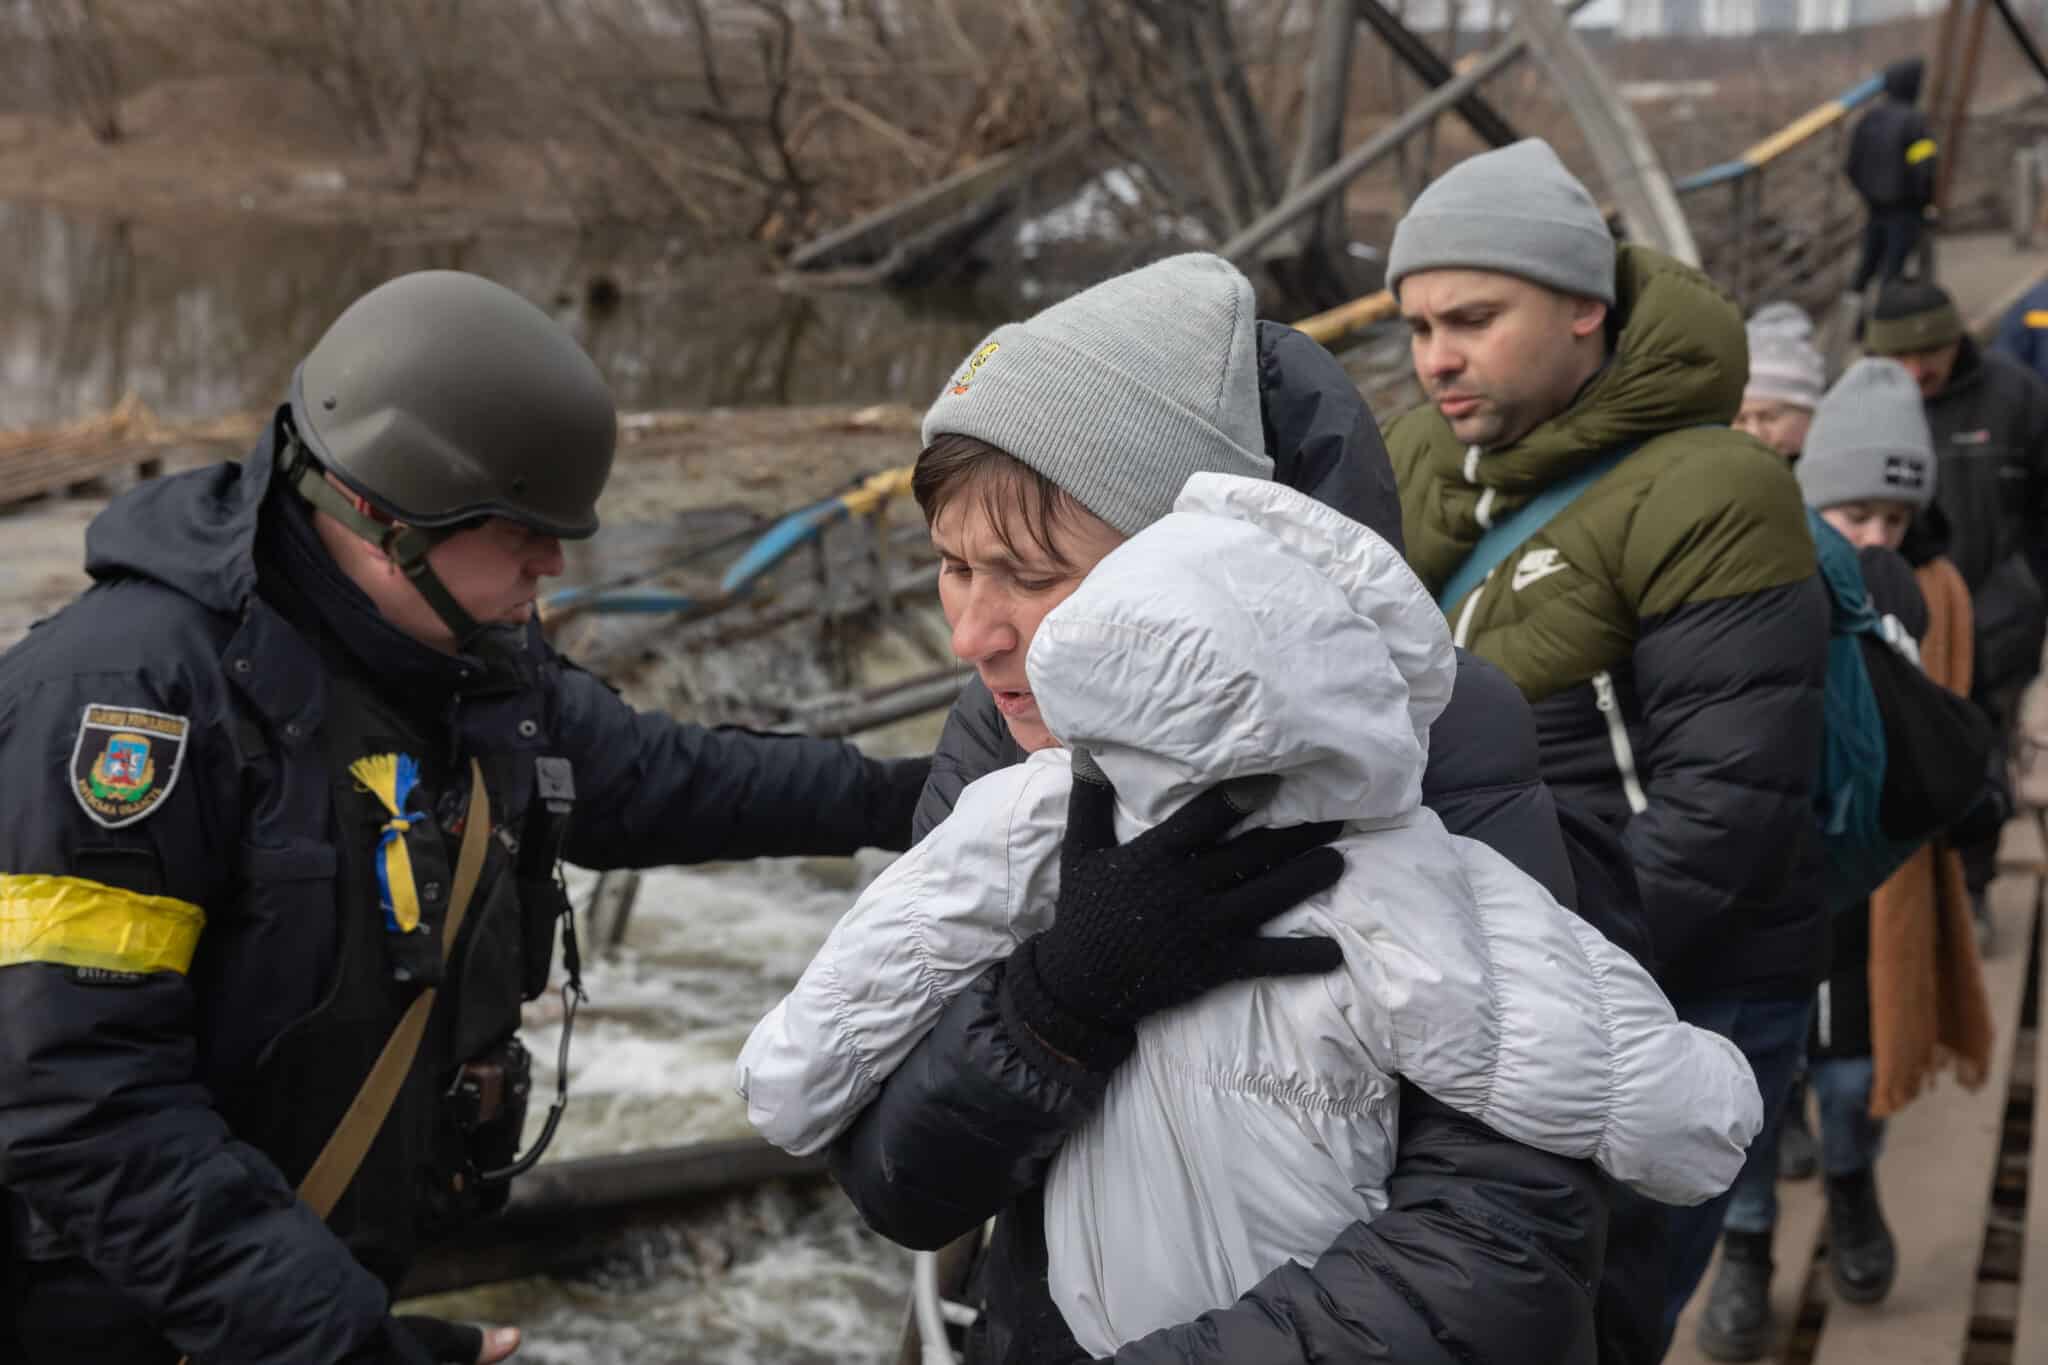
[1027,472,1455,832]
[738,475,1762,1356]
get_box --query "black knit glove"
[1002,753,1346,1074]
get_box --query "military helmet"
[288,270,616,539]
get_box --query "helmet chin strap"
[286,441,486,651]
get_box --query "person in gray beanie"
[1798,358,1938,543]
[1384,137,1829,1360]
[920,251,1271,537]
[1387,137,1616,306]
[1702,357,1983,1360]
[821,249,1653,1365]
[1739,304,1828,460]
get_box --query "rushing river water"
[450,600,952,1363]
[0,197,1007,1362]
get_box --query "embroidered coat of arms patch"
[70,704,190,828]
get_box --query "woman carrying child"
[739,254,1759,1363]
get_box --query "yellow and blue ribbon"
[349,753,424,935]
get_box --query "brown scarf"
[1868,555,1996,1117]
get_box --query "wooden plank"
[0,441,161,507]
[1665,1175,1827,1365]
[2010,879,2048,1361]
[1807,869,2034,1365]
[1998,807,2044,872]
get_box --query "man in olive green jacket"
[1382,139,1830,1360]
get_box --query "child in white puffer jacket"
[739,471,1763,1359]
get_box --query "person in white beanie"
[1736,303,1827,459]
[759,252,1679,1365]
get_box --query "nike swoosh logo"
[1512,554,1571,592]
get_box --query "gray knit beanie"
[1744,304,1825,410]
[920,253,1271,536]
[1796,358,1937,510]
[1386,139,1616,304]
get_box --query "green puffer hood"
[1414,244,1748,493]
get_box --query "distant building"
[1617,0,1943,34]
[1390,0,1944,36]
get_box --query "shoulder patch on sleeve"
[70,704,190,829]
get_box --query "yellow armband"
[0,874,205,975]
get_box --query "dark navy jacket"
[0,421,923,1365]
[834,324,1648,1364]
[1917,338,2048,696]
[1991,279,2048,383]
[1845,60,1936,210]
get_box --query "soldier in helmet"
[0,272,931,1364]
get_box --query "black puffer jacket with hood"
[831,322,1654,1365]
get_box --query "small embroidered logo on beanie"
[950,342,1001,396]
[1884,455,1927,491]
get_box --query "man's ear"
[1569,296,1608,340]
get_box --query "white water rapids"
[403,594,953,1364]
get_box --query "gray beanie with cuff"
[1386,139,1617,304]
[920,253,1272,536]
[1744,304,1826,410]
[1796,357,1937,510]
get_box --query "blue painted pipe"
[719,496,853,597]
[549,589,715,616]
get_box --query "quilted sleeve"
[737,760,1068,1155]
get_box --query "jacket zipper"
[1816,980,1832,1049]
[1592,671,1649,815]
[1452,572,1491,648]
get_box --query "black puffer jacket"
[837,322,1645,1364]
[1920,338,2048,695]
[0,426,925,1365]
[1846,59,1936,210]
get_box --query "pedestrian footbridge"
[1667,796,2048,1365]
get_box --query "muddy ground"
[0,75,576,235]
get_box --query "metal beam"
[1990,0,2048,94]
[1221,0,1595,265]
[1351,0,1519,149]
[1506,0,1698,265]
[1937,0,1995,216]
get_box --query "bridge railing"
[1673,76,1884,317]
[1676,75,2048,317]
[1301,71,2048,430]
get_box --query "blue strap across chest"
[1436,443,1639,613]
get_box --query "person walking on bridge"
[0,271,930,1365]
[1735,303,1826,462]
[814,252,1660,1365]
[1845,58,1939,297]
[1862,278,2048,951]
[1695,358,1997,1359]
[1381,138,1831,1360]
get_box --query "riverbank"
[0,76,577,234]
